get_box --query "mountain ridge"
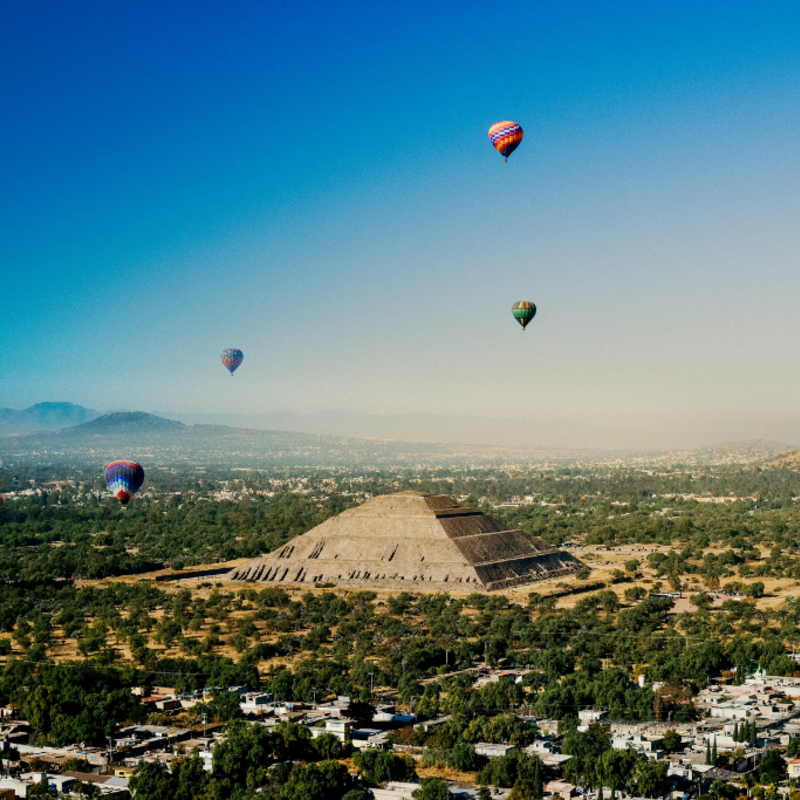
[70,411,188,433]
[0,410,620,468]
[0,407,794,469]
[0,402,100,436]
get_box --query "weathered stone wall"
[474,550,582,590]
[438,515,504,538]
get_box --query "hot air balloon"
[104,461,145,506]
[489,121,523,162]
[221,349,244,376]
[512,301,536,331]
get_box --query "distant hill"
[69,411,186,434]
[626,439,797,468]
[0,410,615,469]
[1,410,338,467]
[760,447,800,468]
[156,408,605,448]
[0,402,100,436]
[0,410,452,468]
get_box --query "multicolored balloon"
[488,121,524,162]
[104,461,145,506]
[221,348,244,376]
[512,301,536,331]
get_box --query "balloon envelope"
[104,461,145,505]
[489,121,523,160]
[221,348,244,375]
[512,301,536,330]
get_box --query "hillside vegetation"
[762,447,800,469]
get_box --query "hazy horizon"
[3,2,800,451]
[152,408,798,451]
[2,401,798,452]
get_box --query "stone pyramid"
[228,491,581,592]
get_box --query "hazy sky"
[3,1,800,449]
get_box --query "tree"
[691,593,712,610]
[413,779,453,800]
[509,778,539,800]
[154,618,182,649]
[129,761,175,800]
[757,751,786,784]
[172,752,208,800]
[532,755,543,800]
[624,587,647,602]
[477,752,542,790]
[197,689,243,722]
[595,749,637,796]
[313,732,343,761]
[448,742,478,771]
[562,723,612,788]
[712,736,718,767]
[597,591,620,614]
[28,774,59,798]
[28,777,58,798]
[59,757,94,773]
[653,683,694,722]
[281,761,355,800]
[662,729,682,753]
[273,720,313,761]
[353,751,416,785]
[478,755,518,790]
[705,740,711,766]
[210,719,274,794]
[709,780,726,800]
[629,758,667,798]
[342,791,374,800]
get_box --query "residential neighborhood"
[0,667,799,799]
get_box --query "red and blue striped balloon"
[104,461,145,506]
[489,121,524,161]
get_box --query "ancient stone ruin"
[228,491,582,592]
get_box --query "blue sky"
[2,1,800,448]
